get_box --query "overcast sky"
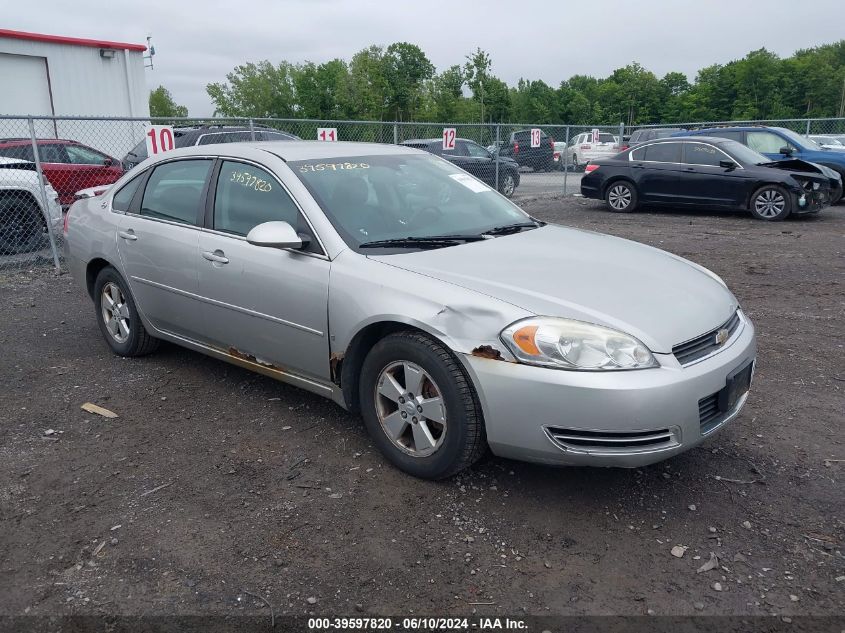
[8,0,845,117]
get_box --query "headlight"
[500,317,658,371]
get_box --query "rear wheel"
[359,332,486,479]
[0,195,44,255]
[572,154,581,171]
[94,266,160,357]
[750,185,791,221]
[605,180,639,212]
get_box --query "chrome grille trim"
[544,426,679,454]
[674,310,743,366]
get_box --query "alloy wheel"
[608,184,632,210]
[100,282,131,343]
[754,189,786,219]
[501,174,515,197]
[374,361,447,457]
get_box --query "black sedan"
[400,138,520,198]
[580,136,832,220]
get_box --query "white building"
[0,29,149,156]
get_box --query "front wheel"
[359,332,486,479]
[498,173,516,198]
[94,266,160,357]
[605,181,639,212]
[750,185,791,221]
[0,196,43,255]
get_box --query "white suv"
[0,157,62,255]
[564,132,620,169]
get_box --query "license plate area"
[718,360,754,413]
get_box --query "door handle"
[118,230,137,241]
[202,250,229,264]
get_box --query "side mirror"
[246,221,306,250]
[103,158,114,167]
[719,160,737,170]
[779,146,793,156]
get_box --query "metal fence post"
[562,125,570,196]
[249,118,256,141]
[495,124,500,191]
[805,119,811,136]
[28,116,61,272]
[619,121,625,147]
[393,123,399,145]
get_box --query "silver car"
[64,141,756,479]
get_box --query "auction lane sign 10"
[144,125,175,157]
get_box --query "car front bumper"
[459,314,756,467]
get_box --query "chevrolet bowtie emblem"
[715,329,730,346]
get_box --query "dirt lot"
[0,197,843,621]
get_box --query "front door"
[677,142,748,207]
[196,159,330,382]
[117,158,212,341]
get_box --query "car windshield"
[777,128,820,150]
[290,154,531,250]
[719,140,770,165]
[654,129,682,139]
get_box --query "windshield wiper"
[481,220,544,236]
[359,234,487,249]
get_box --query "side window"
[465,142,490,158]
[684,143,725,167]
[197,132,253,146]
[65,144,109,165]
[38,144,67,163]
[747,132,792,154]
[444,141,469,157]
[260,131,295,141]
[643,142,682,163]
[140,159,211,224]
[0,145,34,161]
[710,130,743,142]
[630,145,646,161]
[112,174,144,212]
[214,160,301,237]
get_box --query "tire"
[498,172,516,198]
[0,195,44,255]
[605,180,639,213]
[93,266,160,357]
[749,184,792,221]
[359,331,486,479]
[571,154,580,171]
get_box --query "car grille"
[673,311,741,366]
[545,426,677,453]
[698,393,722,434]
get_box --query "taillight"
[63,208,70,235]
[620,144,629,151]
[584,164,600,174]
[549,137,555,148]
[513,141,519,154]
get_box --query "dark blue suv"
[674,126,844,204]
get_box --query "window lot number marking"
[144,125,175,157]
[230,170,272,192]
[442,128,456,150]
[317,128,337,142]
[592,128,600,143]
[530,128,542,148]
[298,162,370,172]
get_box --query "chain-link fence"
[2,114,844,272]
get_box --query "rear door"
[677,141,748,207]
[195,159,330,382]
[117,158,212,341]
[629,141,684,203]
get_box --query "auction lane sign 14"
[144,125,175,157]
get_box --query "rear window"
[196,131,253,146]
[0,145,34,161]
[643,142,682,163]
[598,134,616,143]
[653,129,682,139]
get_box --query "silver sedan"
[64,141,756,479]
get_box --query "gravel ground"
[0,197,843,620]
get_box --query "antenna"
[143,35,155,70]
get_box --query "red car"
[0,139,123,207]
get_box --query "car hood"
[369,225,738,354]
[759,158,834,179]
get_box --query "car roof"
[0,138,79,145]
[634,135,733,145]
[160,140,422,162]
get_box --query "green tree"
[207,60,297,118]
[148,86,188,117]
[382,43,435,120]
